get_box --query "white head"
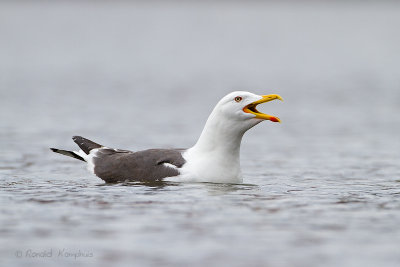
[211,91,283,133]
[192,91,283,153]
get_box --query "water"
[1,1,400,266]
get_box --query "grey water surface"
[1,1,400,267]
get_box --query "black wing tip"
[71,136,102,154]
[50,148,58,152]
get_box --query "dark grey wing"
[73,136,102,154]
[92,148,186,183]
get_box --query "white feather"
[84,148,101,174]
[74,149,88,160]
[163,163,178,170]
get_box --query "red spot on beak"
[270,117,279,122]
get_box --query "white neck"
[180,108,254,183]
[192,112,246,156]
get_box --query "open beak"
[243,94,283,122]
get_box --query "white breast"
[165,148,243,183]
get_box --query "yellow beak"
[243,94,283,122]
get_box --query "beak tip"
[270,117,281,123]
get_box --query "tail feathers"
[72,136,102,154]
[50,148,86,162]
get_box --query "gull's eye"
[234,96,242,102]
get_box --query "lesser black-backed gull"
[51,91,283,183]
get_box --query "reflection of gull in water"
[203,183,259,196]
[51,91,282,184]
